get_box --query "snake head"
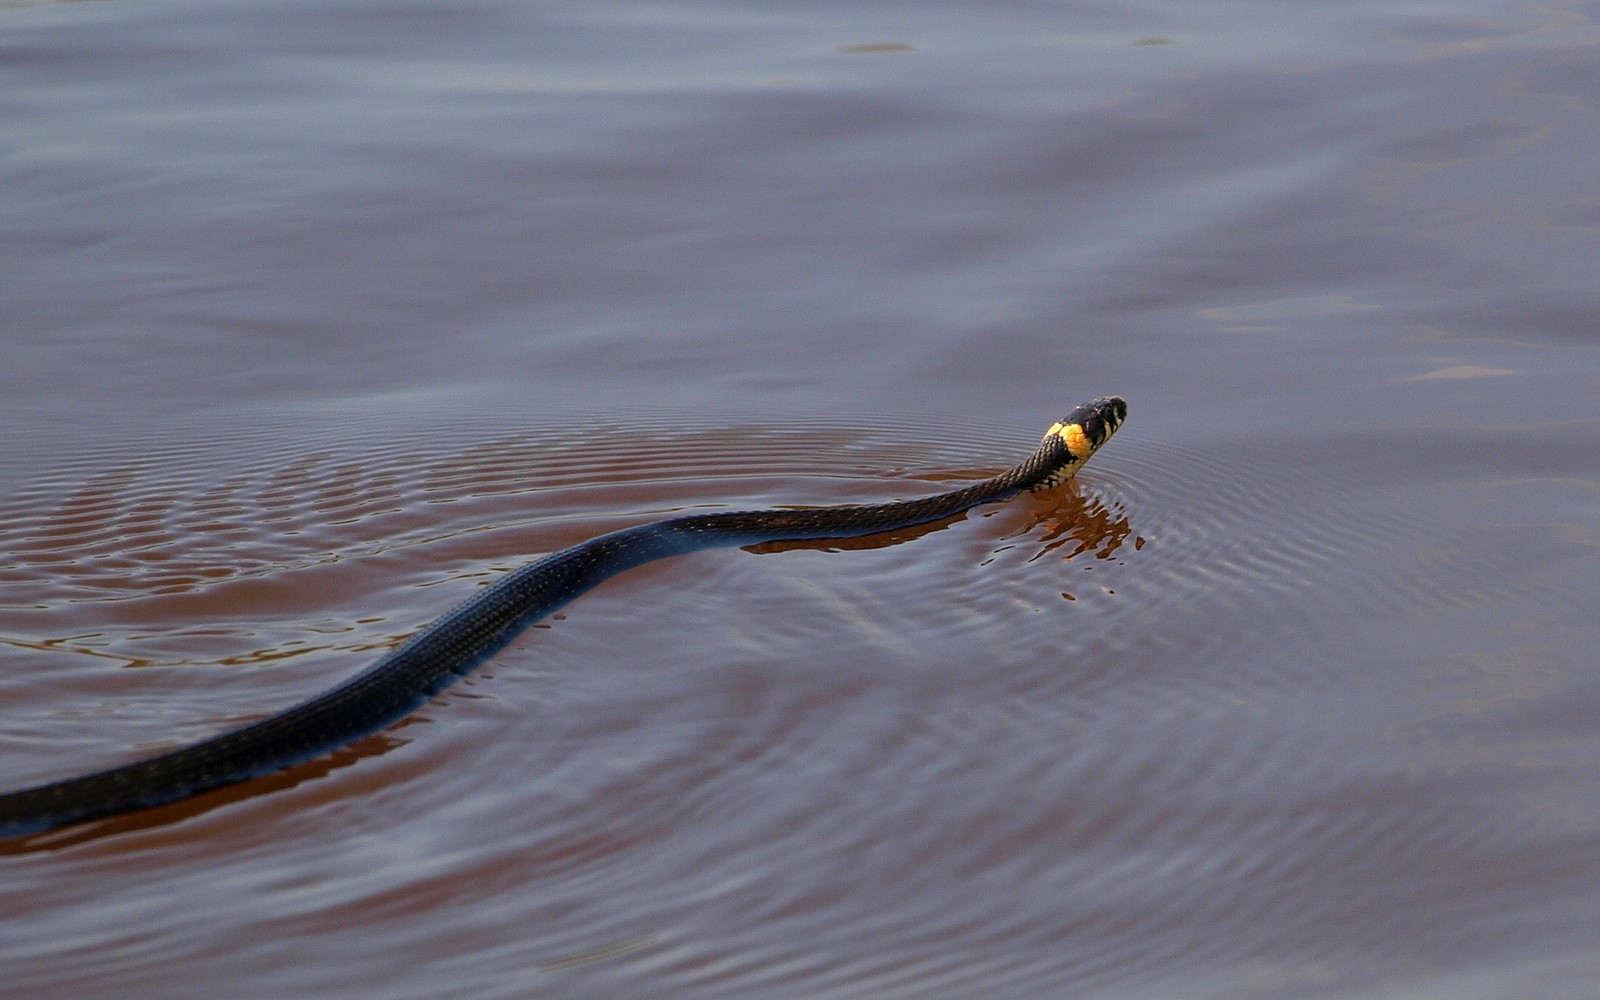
[1046,395,1126,461]
[1031,396,1126,489]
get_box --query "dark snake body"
[0,397,1125,836]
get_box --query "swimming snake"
[0,397,1126,836]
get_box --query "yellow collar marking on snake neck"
[1048,421,1093,461]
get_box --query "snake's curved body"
[0,397,1125,836]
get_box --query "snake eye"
[1092,397,1127,439]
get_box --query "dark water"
[3,0,1599,996]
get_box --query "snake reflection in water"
[0,397,1127,836]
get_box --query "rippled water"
[3,0,1599,997]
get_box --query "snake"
[0,397,1125,837]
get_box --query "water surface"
[2,1,1598,997]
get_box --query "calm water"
[3,0,1599,996]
